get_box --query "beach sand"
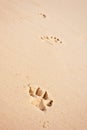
[0,0,87,129]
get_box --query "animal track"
[28,84,53,111]
[39,13,46,18]
[43,121,49,128]
[41,35,62,45]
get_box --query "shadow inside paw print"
[29,84,53,111]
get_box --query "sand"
[0,0,87,129]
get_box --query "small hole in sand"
[43,91,48,100]
[36,88,43,96]
[47,100,53,107]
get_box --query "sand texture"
[0,0,87,130]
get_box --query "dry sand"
[0,0,87,129]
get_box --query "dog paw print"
[39,13,46,18]
[43,121,49,128]
[41,35,62,45]
[40,120,50,129]
[29,85,53,111]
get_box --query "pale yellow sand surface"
[0,0,87,129]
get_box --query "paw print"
[39,13,46,18]
[28,84,53,111]
[41,35,62,45]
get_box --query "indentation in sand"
[41,35,62,45]
[39,13,46,18]
[42,121,49,128]
[28,84,53,111]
